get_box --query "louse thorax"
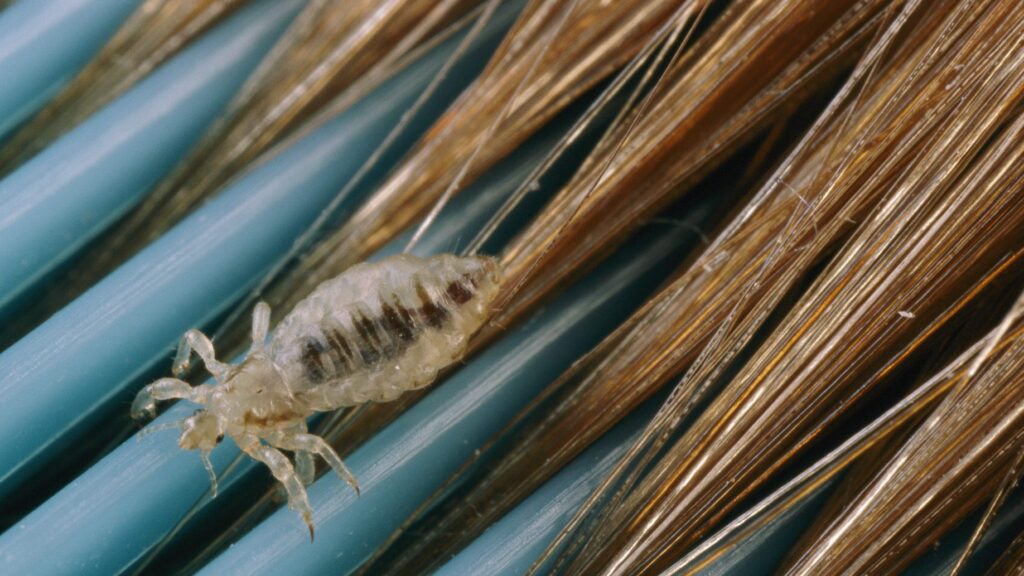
[267,254,503,410]
[210,353,307,435]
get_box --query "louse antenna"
[211,0,503,345]
[136,419,181,439]
[199,450,219,497]
[403,0,584,254]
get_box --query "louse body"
[273,254,501,409]
[131,254,501,536]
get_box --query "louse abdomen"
[276,254,501,408]
[299,277,476,383]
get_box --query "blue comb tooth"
[436,406,649,576]
[0,0,304,320]
[0,0,142,141]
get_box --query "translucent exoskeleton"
[132,254,501,537]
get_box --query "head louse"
[131,253,502,537]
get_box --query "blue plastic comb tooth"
[0,0,305,321]
[436,407,649,576]
[0,0,142,140]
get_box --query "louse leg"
[285,420,315,486]
[250,301,272,354]
[173,329,230,380]
[199,450,219,497]
[238,435,315,539]
[131,378,214,419]
[137,419,183,438]
[295,450,316,486]
[266,431,361,496]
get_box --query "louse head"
[178,409,224,452]
[136,405,226,493]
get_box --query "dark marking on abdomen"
[299,276,477,384]
[300,337,328,384]
[416,282,449,328]
[324,328,355,373]
[352,312,387,363]
[382,299,417,343]
[300,327,360,385]
[446,279,473,304]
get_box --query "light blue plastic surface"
[0,0,141,139]
[0,402,240,575]
[0,0,303,318]
[0,3,519,505]
[198,221,691,575]
[436,408,648,576]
